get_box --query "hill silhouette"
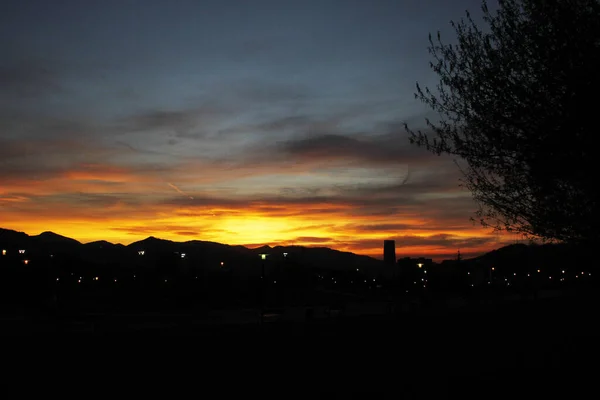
[0,228,386,275]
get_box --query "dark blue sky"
[0,0,507,259]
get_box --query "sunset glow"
[0,0,511,261]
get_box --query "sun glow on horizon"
[0,211,510,262]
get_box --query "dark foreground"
[2,292,598,394]
[2,290,598,344]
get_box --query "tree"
[405,0,600,247]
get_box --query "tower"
[384,240,396,265]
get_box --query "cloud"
[0,61,63,99]
[293,236,333,243]
[275,131,440,167]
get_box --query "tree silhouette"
[405,0,600,247]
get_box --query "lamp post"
[259,253,269,325]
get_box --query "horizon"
[1,225,527,262]
[0,0,514,260]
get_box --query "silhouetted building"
[384,240,396,265]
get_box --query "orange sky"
[0,0,513,262]
[1,158,515,262]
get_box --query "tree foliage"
[405,0,600,246]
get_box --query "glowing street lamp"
[258,253,269,325]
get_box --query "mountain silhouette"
[0,228,386,275]
[0,228,29,246]
[31,231,81,246]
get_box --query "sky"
[0,0,516,261]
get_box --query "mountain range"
[1,228,578,274]
[0,228,386,274]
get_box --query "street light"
[258,254,269,325]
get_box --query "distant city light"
[417,263,423,268]
[424,270,427,274]
[537,269,541,273]
[78,279,81,283]
[491,267,495,271]
[514,273,516,276]
[283,253,288,258]
[56,278,59,281]
[138,250,145,256]
[114,279,117,282]
[356,268,359,272]
[220,261,224,266]
[468,272,470,275]
[19,250,25,254]
[23,260,29,265]
[259,254,268,260]
[181,253,186,259]
[562,270,565,274]
[164,279,168,282]
[1,250,6,256]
